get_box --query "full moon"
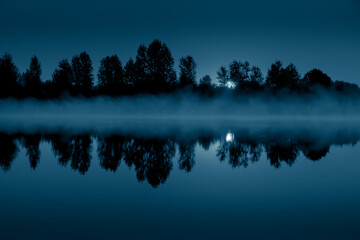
[226,132,234,142]
[226,81,236,89]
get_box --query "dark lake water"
[1,120,360,239]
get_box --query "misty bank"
[1,94,360,121]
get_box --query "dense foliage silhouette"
[71,52,94,96]
[1,128,359,187]
[266,61,300,90]
[123,137,175,187]
[97,135,127,172]
[179,56,197,89]
[0,133,18,171]
[21,134,41,169]
[133,40,177,93]
[23,56,42,98]
[0,40,359,99]
[47,134,91,174]
[0,53,20,98]
[178,139,196,172]
[97,55,125,95]
[48,59,73,97]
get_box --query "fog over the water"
[1,94,360,117]
[0,94,359,134]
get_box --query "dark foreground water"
[1,120,360,239]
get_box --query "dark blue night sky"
[1,0,359,84]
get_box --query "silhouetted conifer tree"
[0,53,20,98]
[71,52,93,96]
[179,56,197,88]
[24,56,42,97]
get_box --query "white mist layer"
[0,95,359,134]
[1,95,360,119]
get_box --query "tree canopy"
[98,55,124,95]
[134,40,176,93]
[0,40,358,99]
[24,55,42,97]
[71,52,93,96]
[179,56,197,88]
[0,53,20,97]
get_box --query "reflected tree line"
[0,39,359,99]
[1,130,359,187]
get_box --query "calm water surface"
[0,120,359,239]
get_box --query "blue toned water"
[0,121,360,239]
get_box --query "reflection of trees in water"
[198,133,217,151]
[123,138,175,187]
[178,140,196,172]
[50,134,177,187]
[50,135,72,166]
[1,128,360,187]
[217,138,262,168]
[97,135,197,185]
[266,141,298,168]
[22,134,41,169]
[71,136,91,174]
[299,141,330,161]
[97,135,127,172]
[48,134,91,174]
[215,130,356,168]
[0,133,18,171]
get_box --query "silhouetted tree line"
[1,129,359,187]
[1,40,359,99]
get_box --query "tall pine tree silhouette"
[24,56,42,98]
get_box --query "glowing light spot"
[226,132,234,142]
[226,81,236,89]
